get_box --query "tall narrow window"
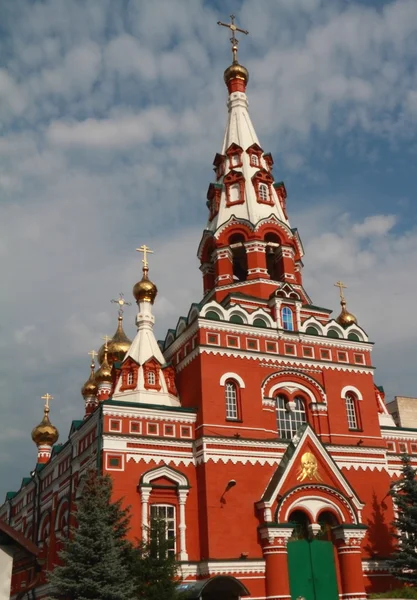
[229,183,241,204]
[229,233,248,282]
[127,371,134,385]
[148,371,156,386]
[282,307,294,331]
[225,381,238,420]
[276,396,306,439]
[250,154,259,166]
[150,504,176,558]
[259,183,269,201]
[345,394,358,430]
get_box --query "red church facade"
[2,31,416,600]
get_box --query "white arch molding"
[341,386,363,401]
[282,495,346,524]
[139,465,189,561]
[269,381,316,406]
[219,372,246,388]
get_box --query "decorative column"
[178,489,189,561]
[245,241,269,280]
[259,524,294,600]
[333,525,367,600]
[214,247,234,286]
[140,487,151,542]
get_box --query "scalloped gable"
[259,424,364,512]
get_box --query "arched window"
[327,329,340,338]
[250,154,259,166]
[206,310,221,321]
[127,371,134,385]
[230,314,244,324]
[259,183,269,202]
[225,381,239,420]
[276,396,306,439]
[306,326,319,336]
[282,307,294,331]
[345,393,359,430]
[264,233,280,280]
[348,332,360,341]
[253,318,267,328]
[148,371,156,386]
[231,154,240,166]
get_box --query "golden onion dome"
[98,316,131,365]
[224,61,249,86]
[133,266,158,305]
[31,406,59,447]
[336,300,358,328]
[94,346,113,384]
[81,360,98,398]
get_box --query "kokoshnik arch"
[1,14,413,600]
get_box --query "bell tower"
[198,17,308,306]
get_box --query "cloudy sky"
[1,0,417,499]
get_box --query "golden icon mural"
[297,452,322,482]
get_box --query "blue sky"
[1,0,417,499]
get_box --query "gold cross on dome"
[88,350,98,361]
[217,15,249,62]
[102,335,111,349]
[136,244,153,269]
[111,293,131,317]
[41,393,53,409]
[334,280,347,301]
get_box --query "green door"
[287,539,339,600]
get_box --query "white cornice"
[102,406,196,423]
[382,429,417,441]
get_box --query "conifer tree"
[389,454,417,584]
[48,470,135,600]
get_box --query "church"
[2,17,416,600]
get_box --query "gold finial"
[217,14,249,64]
[334,280,347,302]
[111,293,132,318]
[334,280,358,328]
[41,393,53,412]
[136,244,153,270]
[102,335,110,349]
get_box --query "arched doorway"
[287,509,339,600]
[177,575,250,600]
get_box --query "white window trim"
[147,422,160,436]
[341,386,363,401]
[220,373,245,388]
[130,421,142,434]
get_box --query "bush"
[370,588,417,598]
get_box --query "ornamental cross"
[88,350,98,362]
[334,280,347,301]
[41,393,53,409]
[111,292,131,317]
[136,244,153,269]
[102,335,111,348]
[217,15,249,62]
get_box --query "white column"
[178,490,189,561]
[140,488,151,542]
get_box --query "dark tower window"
[265,233,281,281]
[229,234,248,282]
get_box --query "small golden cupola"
[218,15,249,92]
[335,280,358,328]
[82,351,98,417]
[133,244,158,304]
[98,294,132,365]
[95,338,113,401]
[31,393,59,464]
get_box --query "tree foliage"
[388,454,417,585]
[48,470,135,600]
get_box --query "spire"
[334,281,358,328]
[81,351,98,417]
[113,245,180,407]
[31,394,59,464]
[205,16,290,234]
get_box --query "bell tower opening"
[265,233,281,281]
[229,233,248,282]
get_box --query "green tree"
[388,454,417,585]
[130,517,183,600]
[48,470,135,600]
